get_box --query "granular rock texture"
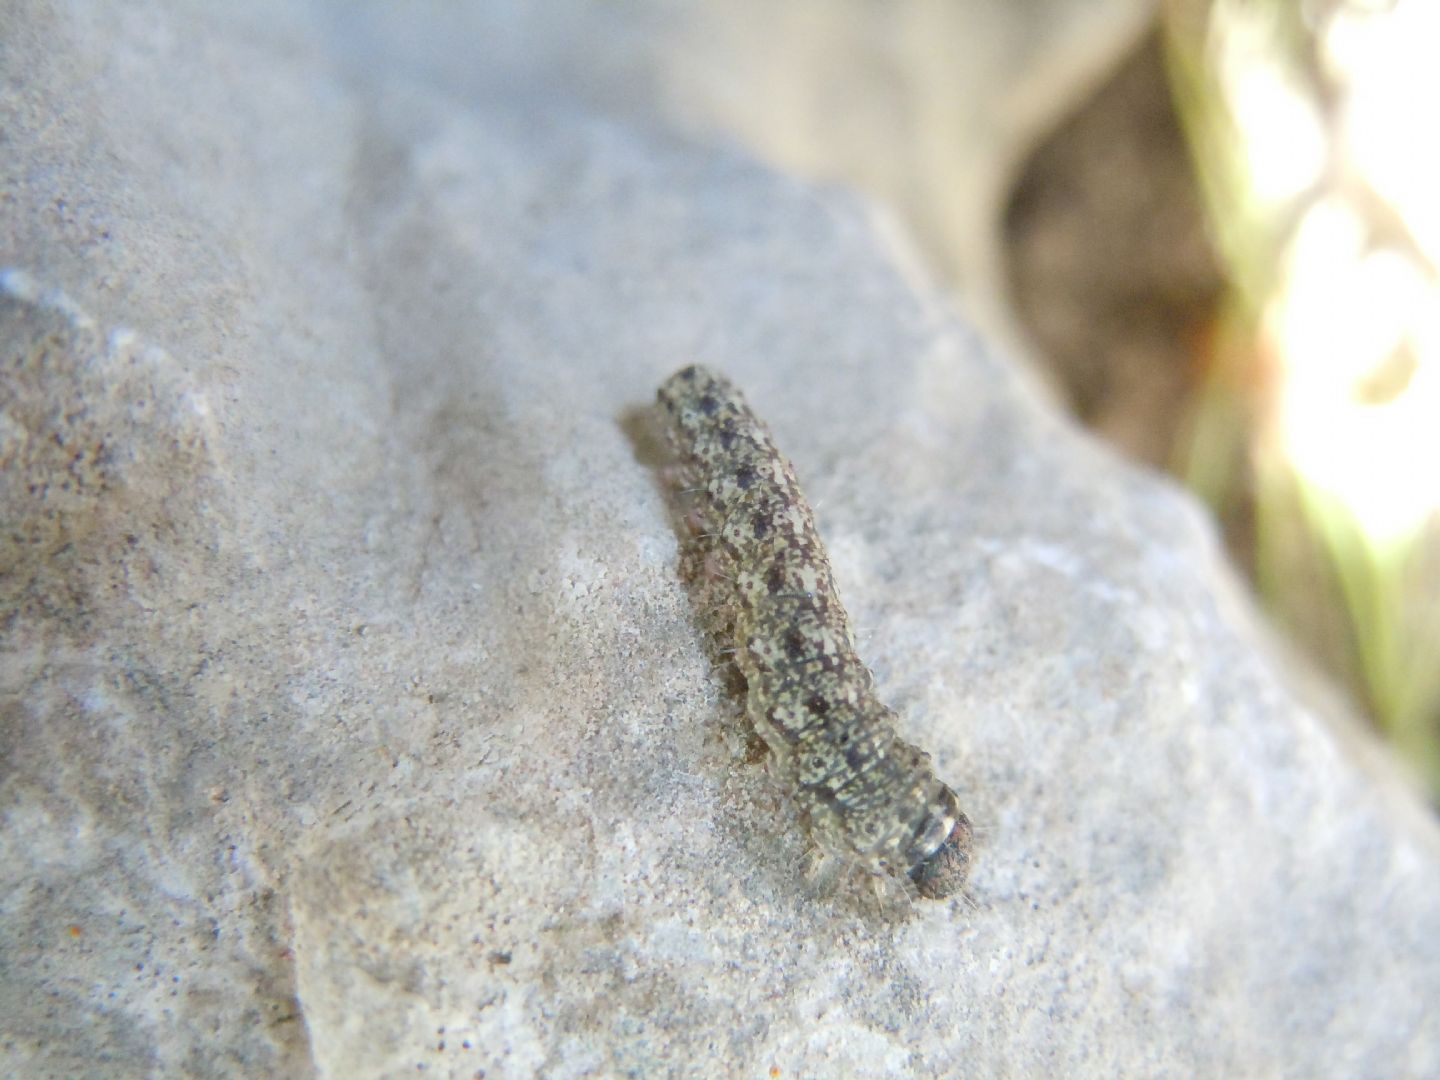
[4,2,1440,1078]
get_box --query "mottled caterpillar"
[656,364,973,900]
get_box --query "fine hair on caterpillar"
[652,364,975,902]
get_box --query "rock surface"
[4,2,1440,1078]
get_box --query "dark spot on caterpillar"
[752,511,769,540]
[734,464,756,490]
[784,627,809,661]
[805,693,829,716]
[844,745,868,772]
[767,564,787,595]
[698,394,719,416]
[718,424,738,451]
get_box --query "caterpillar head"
[907,808,974,900]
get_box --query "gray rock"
[3,2,1439,1077]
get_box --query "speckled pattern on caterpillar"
[655,364,974,900]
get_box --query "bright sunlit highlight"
[1232,0,1440,549]
[1271,200,1440,545]
[1215,4,1327,208]
[1327,0,1440,264]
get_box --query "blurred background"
[340,0,1440,801]
[1010,0,1440,803]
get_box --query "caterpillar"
[655,364,973,900]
